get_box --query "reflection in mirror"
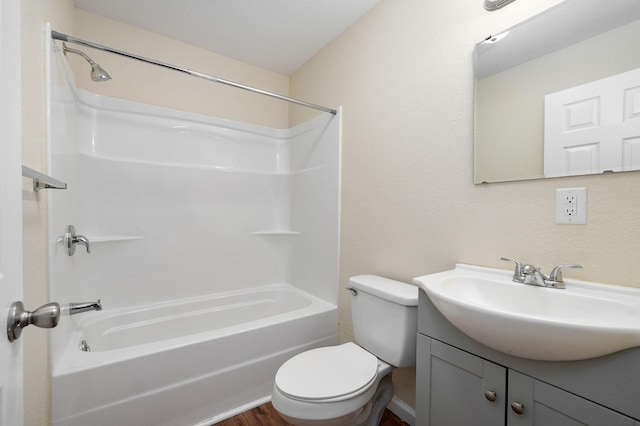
[474,0,640,184]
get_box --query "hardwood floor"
[216,402,409,426]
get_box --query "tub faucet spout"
[69,300,102,315]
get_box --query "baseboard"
[388,396,416,426]
[196,395,271,425]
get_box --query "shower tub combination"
[48,33,340,426]
[52,285,336,426]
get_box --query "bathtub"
[51,284,337,426]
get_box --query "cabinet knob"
[511,401,525,415]
[484,390,497,402]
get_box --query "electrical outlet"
[556,187,587,224]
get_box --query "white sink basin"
[414,264,640,361]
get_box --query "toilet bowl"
[272,275,419,426]
[272,343,394,425]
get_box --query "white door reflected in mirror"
[544,68,640,178]
[474,0,640,183]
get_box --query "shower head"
[63,44,111,82]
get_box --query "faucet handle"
[501,257,524,281]
[548,264,583,282]
[58,225,91,256]
[73,234,91,254]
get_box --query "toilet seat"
[275,343,378,402]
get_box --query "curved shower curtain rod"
[51,30,337,115]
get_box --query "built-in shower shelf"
[90,235,144,243]
[251,230,300,236]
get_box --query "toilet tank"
[349,275,419,368]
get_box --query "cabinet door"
[416,335,506,426]
[507,370,636,426]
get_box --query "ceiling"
[74,0,380,75]
[475,0,640,78]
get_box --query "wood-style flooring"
[216,402,409,426]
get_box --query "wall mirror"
[474,0,640,184]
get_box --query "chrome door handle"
[7,301,60,342]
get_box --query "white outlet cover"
[556,187,587,224]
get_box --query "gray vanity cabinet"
[506,370,635,426]
[417,335,637,426]
[416,335,505,426]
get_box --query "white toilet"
[272,275,419,426]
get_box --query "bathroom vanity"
[414,266,640,426]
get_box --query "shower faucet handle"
[57,225,91,256]
[73,234,91,254]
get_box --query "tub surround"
[48,40,340,425]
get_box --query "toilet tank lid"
[349,275,419,306]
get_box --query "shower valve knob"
[57,225,91,256]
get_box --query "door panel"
[0,0,24,425]
[544,68,640,177]
[508,370,635,426]
[416,335,506,426]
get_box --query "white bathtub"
[51,285,337,426]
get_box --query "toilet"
[272,275,419,426]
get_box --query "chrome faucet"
[501,258,582,289]
[522,264,551,287]
[68,300,102,315]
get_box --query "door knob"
[7,301,60,342]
